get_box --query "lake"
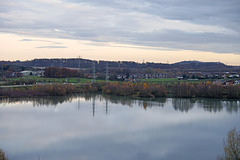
[0,94,239,160]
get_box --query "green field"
[2,76,212,86]
[4,76,105,84]
[139,78,209,84]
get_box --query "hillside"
[0,58,239,71]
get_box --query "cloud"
[20,39,34,41]
[0,0,239,54]
[20,39,62,44]
[36,46,67,48]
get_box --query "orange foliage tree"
[44,67,78,78]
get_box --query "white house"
[20,71,34,76]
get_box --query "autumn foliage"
[173,82,240,99]
[102,82,167,97]
[1,81,240,99]
[218,128,240,160]
[0,84,76,98]
[33,84,76,96]
[44,67,78,78]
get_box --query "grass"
[140,78,178,82]
[2,76,219,86]
[5,76,105,84]
[139,78,208,84]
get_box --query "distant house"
[35,71,44,76]
[229,74,240,78]
[222,80,235,85]
[20,71,34,76]
[176,76,183,80]
[19,70,44,76]
[234,80,240,85]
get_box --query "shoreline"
[1,82,240,99]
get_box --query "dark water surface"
[0,94,239,160]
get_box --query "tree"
[218,128,240,160]
[0,148,8,160]
[44,67,78,78]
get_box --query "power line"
[106,61,109,82]
[92,61,96,82]
[78,56,81,71]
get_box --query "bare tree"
[0,148,8,160]
[218,128,240,160]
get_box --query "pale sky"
[0,0,240,65]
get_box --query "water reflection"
[224,101,240,113]
[0,94,240,160]
[197,99,224,113]
[0,94,240,113]
[0,95,76,107]
[172,99,196,112]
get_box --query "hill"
[0,58,239,71]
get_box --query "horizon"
[2,56,240,67]
[0,1,240,65]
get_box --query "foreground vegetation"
[218,128,240,160]
[0,81,240,99]
[0,148,8,160]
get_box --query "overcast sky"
[0,0,240,64]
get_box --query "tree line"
[1,81,239,99]
[172,82,240,99]
[44,67,78,78]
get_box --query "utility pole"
[78,56,81,83]
[78,56,81,71]
[106,61,109,82]
[92,61,96,82]
[0,64,3,80]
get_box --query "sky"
[0,0,240,65]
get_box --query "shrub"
[0,148,8,160]
[218,128,240,160]
[102,82,167,97]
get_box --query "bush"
[102,82,167,97]
[218,128,240,160]
[0,148,8,160]
[172,82,240,99]
[0,84,77,98]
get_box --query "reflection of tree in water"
[197,99,224,113]
[103,95,135,107]
[224,101,240,113]
[172,98,196,112]
[32,96,74,107]
[139,98,167,110]
[1,94,239,113]
[101,94,167,109]
[0,94,79,107]
[0,98,30,105]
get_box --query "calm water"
[0,94,239,160]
